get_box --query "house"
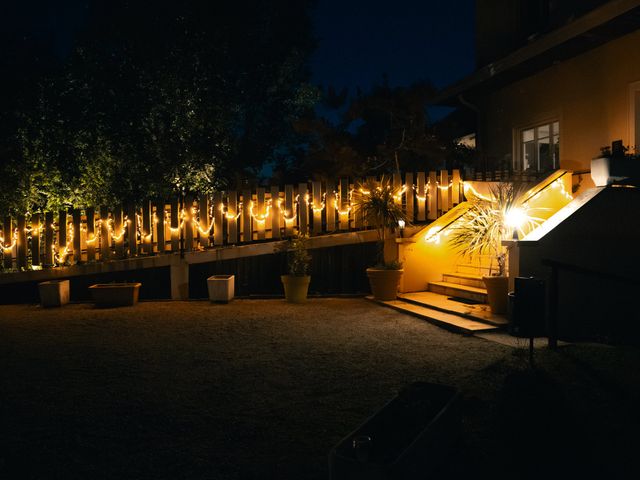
[434,0,640,193]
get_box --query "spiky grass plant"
[352,176,409,268]
[448,182,529,276]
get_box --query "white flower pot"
[207,275,235,303]
[38,280,70,308]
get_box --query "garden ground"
[1,299,639,479]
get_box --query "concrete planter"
[89,283,141,307]
[38,280,70,308]
[329,382,460,479]
[366,268,403,301]
[207,275,235,303]
[281,275,311,303]
[483,275,509,314]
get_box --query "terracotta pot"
[483,276,508,314]
[281,275,311,303]
[89,283,141,307]
[367,268,403,301]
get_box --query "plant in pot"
[447,182,531,314]
[352,177,409,301]
[279,233,312,303]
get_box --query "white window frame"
[513,118,560,172]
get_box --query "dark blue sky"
[311,0,476,92]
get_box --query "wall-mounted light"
[398,219,405,238]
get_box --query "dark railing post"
[548,264,558,349]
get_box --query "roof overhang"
[433,0,640,105]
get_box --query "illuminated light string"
[304,192,326,213]
[0,227,18,253]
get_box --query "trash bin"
[509,277,546,338]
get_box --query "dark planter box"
[89,283,141,307]
[329,382,460,480]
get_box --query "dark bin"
[509,276,546,338]
[329,382,460,480]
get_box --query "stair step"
[368,297,499,335]
[398,291,508,327]
[455,263,494,274]
[441,272,485,289]
[428,281,488,304]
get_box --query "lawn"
[1,299,638,479]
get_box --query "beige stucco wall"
[479,29,640,191]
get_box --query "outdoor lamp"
[398,219,405,238]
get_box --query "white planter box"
[207,275,235,303]
[38,280,70,308]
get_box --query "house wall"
[479,29,640,192]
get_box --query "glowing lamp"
[505,207,526,230]
[398,219,405,238]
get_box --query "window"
[518,121,559,172]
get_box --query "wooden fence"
[0,170,470,270]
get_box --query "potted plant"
[352,177,409,301]
[279,233,311,303]
[448,182,528,314]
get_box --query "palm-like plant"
[352,176,409,267]
[448,182,530,276]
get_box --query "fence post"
[284,185,295,237]
[99,206,110,261]
[227,191,238,244]
[44,212,54,266]
[58,210,67,264]
[439,170,450,213]
[73,209,82,263]
[184,196,194,252]
[112,206,124,258]
[271,186,281,239]
[198,195,211,248]
[170,200,179,252]
[85,208,96,262]
[141,200,152,255]
[212,192,223,246]
[154,201,165,254]
[452,169,462,205]
[16,215,27,269]
[311,181,323,234]
[428,171,438,220]
[405,173,414,223]
[242,189,252,242]
[325,180,336,233]
[256,188,266,240]
[298,182,309,235]
[31,213,41,266]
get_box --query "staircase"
[369,265,509,335]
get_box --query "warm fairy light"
[392,185,407,201]
[462,182,493,202]
[1,227,18,252]
[424,226,442,244]
[305,192,326,213]
[249,200,270,223]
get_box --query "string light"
[0,227,18,253]
[249,200,271,224]
[304,192,326,213]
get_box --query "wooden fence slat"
[393,173,403,207]
[213,192,223,246]
[326,180,336,232]
[125,205,137,256]
[142,200,152,255]
[112,206,124,258]
[417,172,426,221]
[440,170,450,213]
[43,212,54,266]
[170,200,179,252]
[240,190,250,242]
[73,209,82,263]
[31,213,41,266]
[428,171,438,220]
[405,172,414,223]
[452,169,461,205]
[154,201,165,253]
[58,210,67,264]
[184,196,194,252]
[354,179,364,229]
[227,191,238,244]
[284,185,294,237]
[338,179,349,230]
[256,188,266,240]
[99,206,110,261]
[298,182,309,235]
[85,209,95,262]
[199,196,210,248]
[16,215,27,269]
[270,186,281,239]
[311,181,323,234]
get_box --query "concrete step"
[455,263,494,275]
[368,297,499,335]
[441,272,485,289]
[428,281,488,304]
[398,291,508,327]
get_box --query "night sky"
[2,1,476,123]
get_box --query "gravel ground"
[0,299,638,479]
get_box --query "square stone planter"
[89,283,141,307]
[329,382,460,479]
[207,275,235,303]
[38,280,70,308]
